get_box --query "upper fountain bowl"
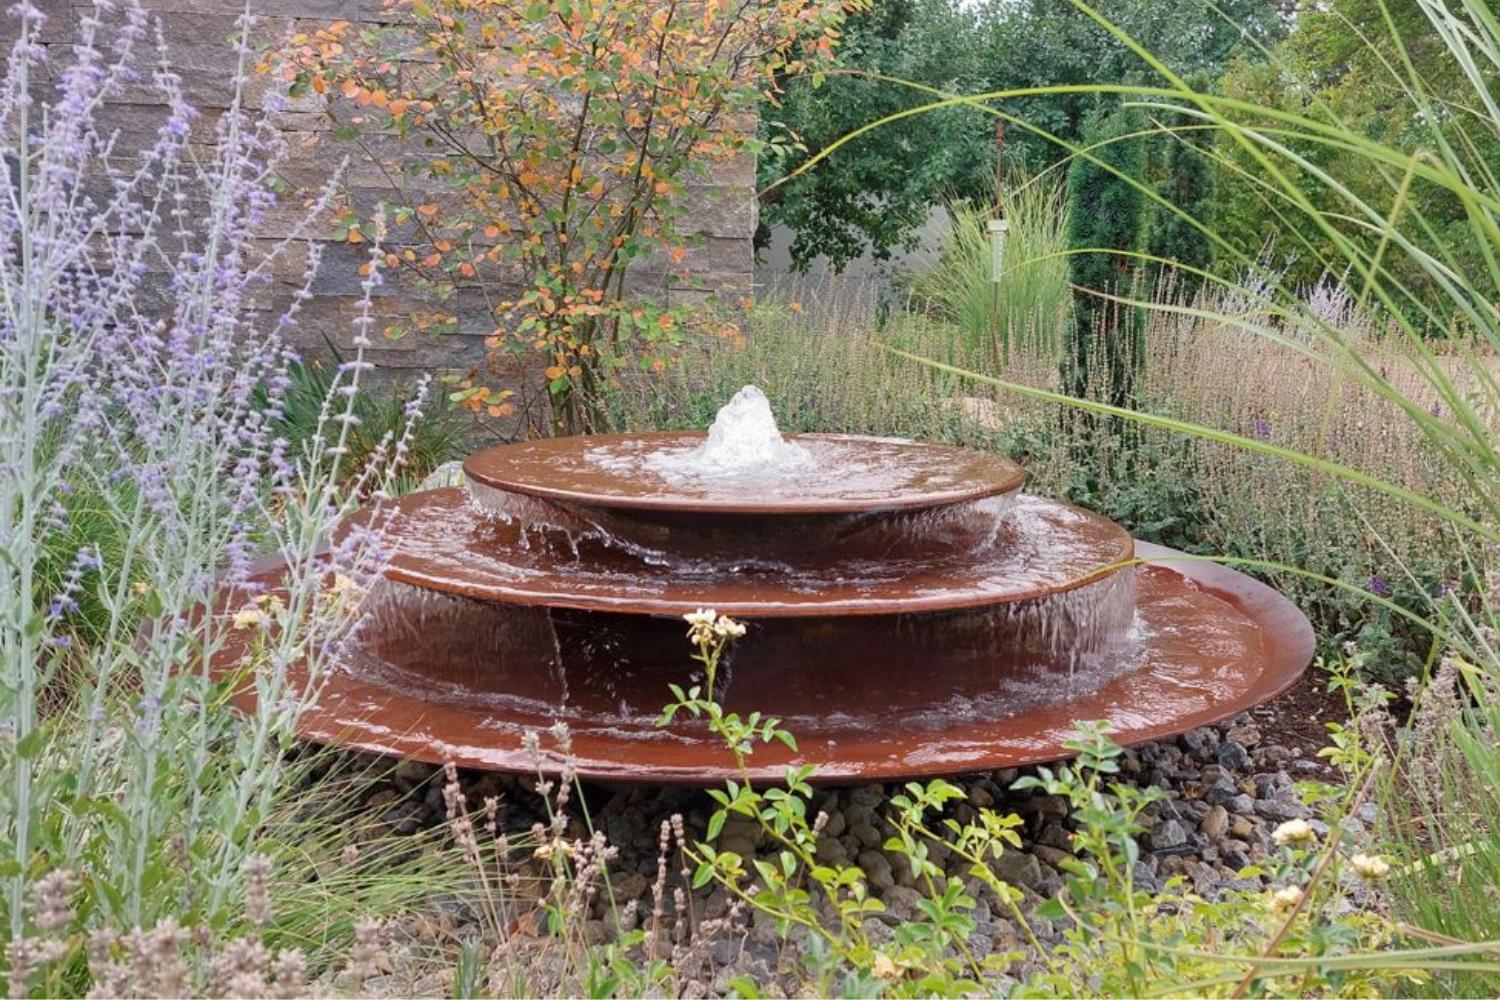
[464,433,1025,516]
[467,386,1023,516]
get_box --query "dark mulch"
[1247,665,1350,781]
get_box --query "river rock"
[1226,723,1261,747]
[879,885,923,923]
[994,851,1044,890]
[1037,822,1072,850]
[1204,775,1240,805]
[1216,741,1252,771]
[1147,819,1189,852]
[1254,797,1310,822]
[1226,793,1256,815]
[1023,794,1069,820]
[1200,805,1230,840]
[814,837,847,865]
[1181,727,1217,752]
[850,819,883,849]
[858,850,895,891]
[1032,845,1071,869]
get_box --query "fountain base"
[212,542,1311,785]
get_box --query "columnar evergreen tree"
[1146,103,1216,299]
[1064,104,1147,410]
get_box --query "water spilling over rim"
[361,488,1132,617]
[346,569,1141,729]
[210,543,1314,783]
[462,478,1020,570]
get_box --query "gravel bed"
[330,703,1379,994]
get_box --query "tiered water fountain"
[218,387,1313,783]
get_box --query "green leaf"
[727,975,763,999]
[14,726,45,760]
[1035,896,1067,922]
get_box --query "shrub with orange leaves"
[276,0,859,435]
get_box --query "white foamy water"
[646,385,812,479]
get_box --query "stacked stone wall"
[12,0,755,393]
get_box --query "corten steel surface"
[464,432,1026,515]
[358,489,1135,617]
[209,432,1311,784]
[211,543,1313,785]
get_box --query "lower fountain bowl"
[211,542,1312,785]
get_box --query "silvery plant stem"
[3,10,40,937]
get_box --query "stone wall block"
[97,101,225,150]
[703,146,756,188]
[140,0,396,22]
[679,184,756,238]
[0,0,76,44]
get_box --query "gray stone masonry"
[10,0,755,402]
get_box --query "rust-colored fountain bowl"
[212,409,1314,786]
[464,431,1026,515]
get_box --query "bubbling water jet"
[649,384,812,478]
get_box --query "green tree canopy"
[761,0,1286,272]
[981,0,1287,170]
[1066,103,1148,407]
[757,0,995,271]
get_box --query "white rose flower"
[1349,853,1391,880]
[1271,885,1303,913]
[712,615,747,639]
[231,606,267,631]
[1272,818,1316,847]
[683,608,718,644]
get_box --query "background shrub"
[903,174,1072,359]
